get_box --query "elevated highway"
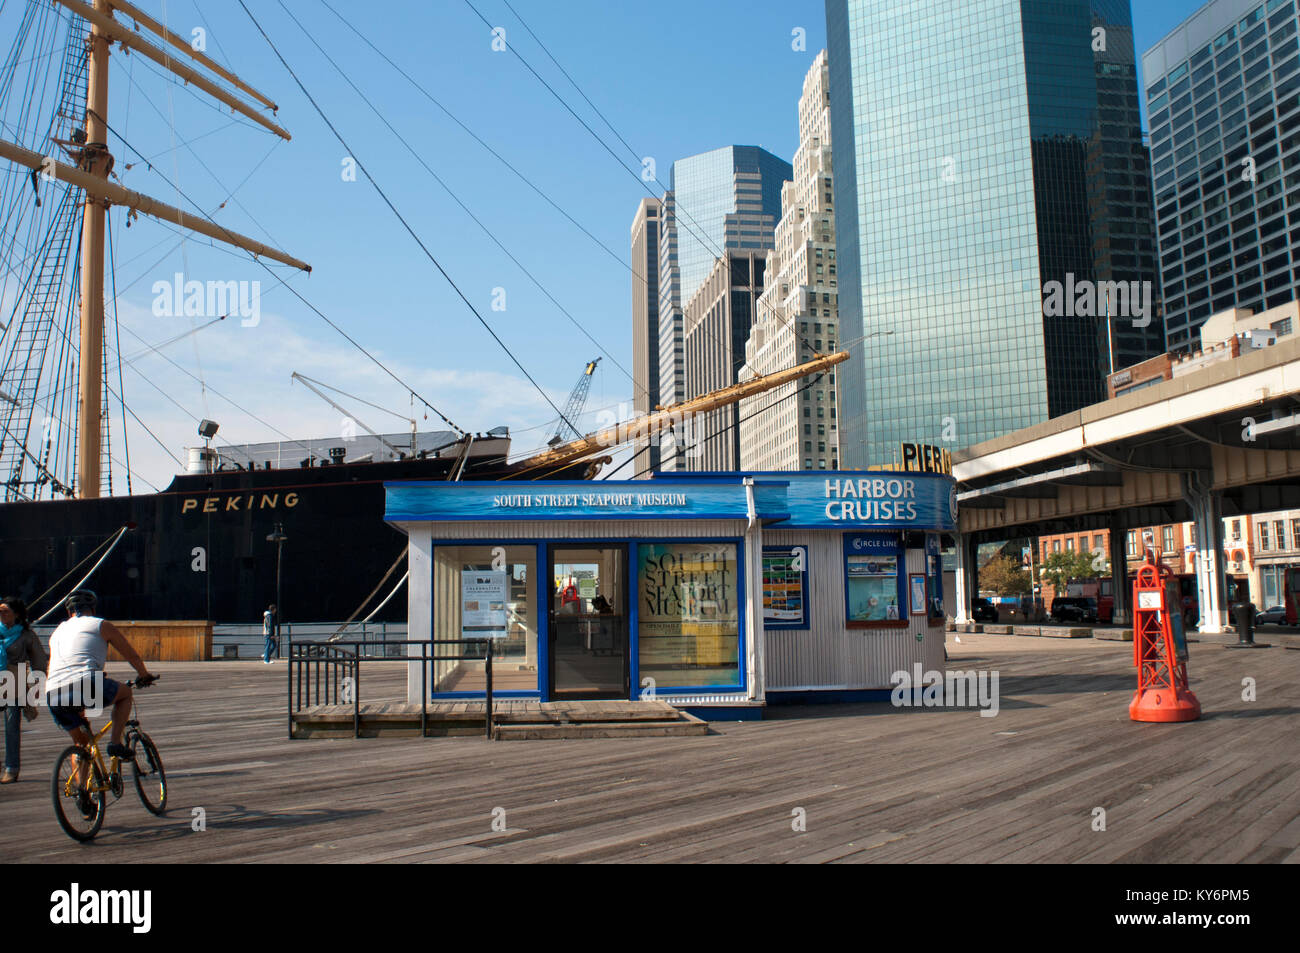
[951,336,1300,631]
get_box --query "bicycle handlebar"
[127,674,159,688]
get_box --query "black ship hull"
[0,443,597,625]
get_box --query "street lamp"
[266,522,287,658]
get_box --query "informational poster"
[577,573,597,599]
[846,554,899,621]
[762,546,808,629]
[910,574,927,616]
[461,570,508,639]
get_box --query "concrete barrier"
[1093,628,1134,642]
[1014,626,1091,638]
[107,620,213,661]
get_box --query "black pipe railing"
[287,638,494,739]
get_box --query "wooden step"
[494,718,710,740]
[290,700,710,739]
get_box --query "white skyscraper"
[740,50,840,471]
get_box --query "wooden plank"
[4,637,1296,862]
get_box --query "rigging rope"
[327,542,408,641]
[30,525,130,622]
[90,108,465,438]
[282,0,650,411]
[107,211,131,494]
[238,0,578,438]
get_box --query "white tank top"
[45,615,107,693]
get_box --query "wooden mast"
[75,0,112,499]
[0,141,312,270]
[12,0,309,498]
[511,350,850,473]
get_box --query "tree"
[1076,546,1109,579]
[980,553,1031,596]
[1039,552,1077,593]
[1039,550,1107,592]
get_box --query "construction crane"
[548,358,601,447]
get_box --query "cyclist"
[45,590,155,816]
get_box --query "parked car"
[972,598,998,623]
[1050,596,1098,624]
[1256,605,1287,626]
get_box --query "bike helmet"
[65,589,98,615]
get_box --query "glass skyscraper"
[827,0,1162,467]
[1143,0,1300,353]
[653,146,790,467]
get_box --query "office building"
[740,50,841,471]
[653,146,791,467]
[682,251,767,471]
[826,0,1162,467]
[1142,0,1300,353]
[630,197,662,477]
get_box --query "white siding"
[399,520,944,701]
[763,530,944,691]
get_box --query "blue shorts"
[46,675,121,732]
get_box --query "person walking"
[0,595,48,783]
[262,604,277,664]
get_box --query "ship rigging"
[0,2,848,625]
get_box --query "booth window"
[432,544,538,694]
[844,533,905,626]
[638,542,742,689]
[926,534,944,620]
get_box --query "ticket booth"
[385,470,957,718]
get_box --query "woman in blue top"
[0,596,48,783]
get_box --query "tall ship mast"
[0,1,846,624]
[0,0,306,502]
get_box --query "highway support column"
[1108,515,1129,625]
[1183,472,1228,635]
[954,532,976,624]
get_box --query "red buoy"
[1130,555,1201,723]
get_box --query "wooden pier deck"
[3,633,1297,863]
[292,698,710,738]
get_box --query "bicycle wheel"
[131,731,167,815]
[51,746,105,842]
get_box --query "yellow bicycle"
[51,677,167,842]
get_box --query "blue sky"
[3,0,1210,488]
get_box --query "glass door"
[548,545,629,699]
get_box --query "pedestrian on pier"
[0,596,48,783]
[263,604,278,664]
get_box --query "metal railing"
[216,620,406,659]
[287,638,497,739]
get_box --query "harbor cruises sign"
[775,473,956,530]
[386,472,957,532]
